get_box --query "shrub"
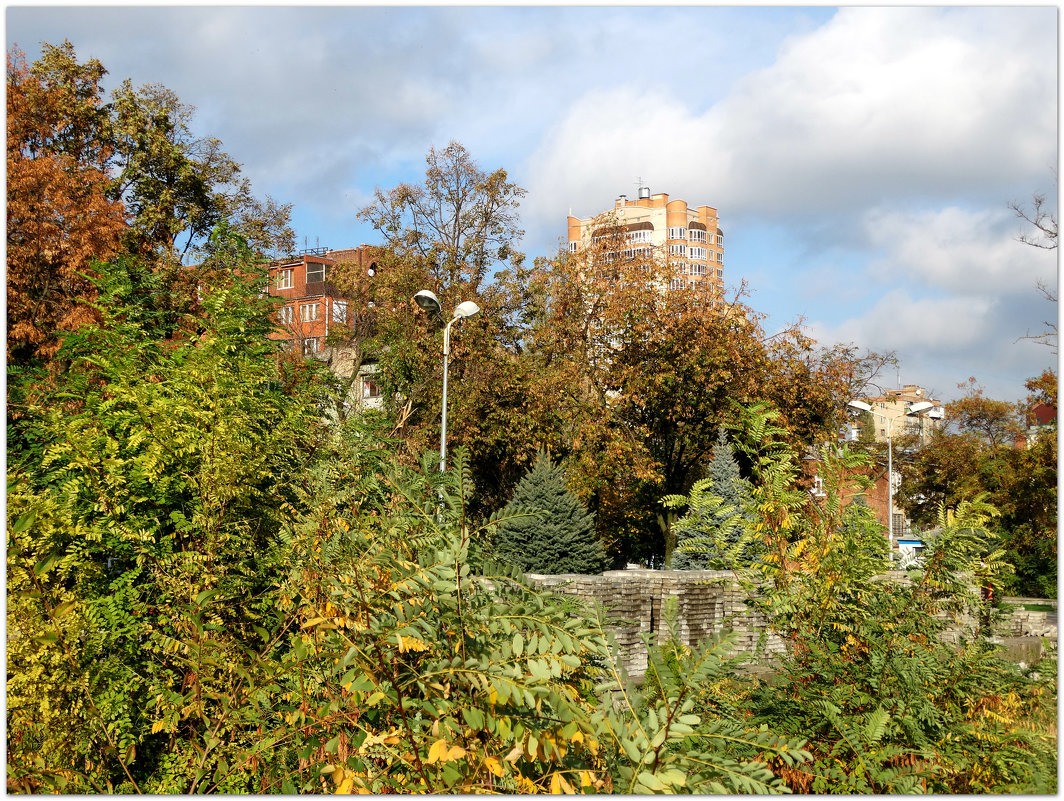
[494,452,606,575]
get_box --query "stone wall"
[996,597,1058,639]
[528,569,785,678]
[528,570,1055,679]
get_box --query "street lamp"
[847,398,937,550]
[413,290,480,472]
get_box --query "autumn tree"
[357,140,525,295]
[347,147,890,565]
[514,217,891,566]
[109,79,294,259]
[7,41,294,367]
[896,374,1057,596]
[337,145,554,512]
[6,44,126,365]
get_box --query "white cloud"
[809,290,994,353]
[806,283,1057,402]
[522,5,1057,243]
[517,6,1057,402]
[861,206,1058,296]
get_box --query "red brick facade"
[266,245,379,355]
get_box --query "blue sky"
[7,5,1058,404]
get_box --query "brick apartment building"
[265,244,383,407]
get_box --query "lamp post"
[847,398,935,550]
[413,290,480,472]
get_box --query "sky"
[6,4,1059,405]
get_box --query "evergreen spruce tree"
[673,429,755,569]
[495,452,606,574]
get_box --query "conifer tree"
[495,453,606,574]
[673,429,755,569]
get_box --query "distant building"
[566,185,724,292]
[266,245,384,409]
[1017,401,1057,448]
[829,384,946,550]
[856,384,945,445]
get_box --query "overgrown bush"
[664,403,1057,794]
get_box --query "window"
[715,252,724,263]
[362,376,381,399]
[302,337,320,356]
[667,226,686,240]
[277,269,294,290]
[305,262,325,283]
[332,300,348,324]
[716,267,723,279]
[300,303,319,322]
[622,246,652,261]
[670,278,686,291]
[688,229,707,243]
[627,229,652,244]
[689,246,707,260]
[568,241,579,253]
[278,305,294,325]
[668,243,686,257]
[690,262,706,276]
[716,233,724,246]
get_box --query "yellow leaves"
[358,731,401,753]
[396,633,428,653]
[329,766,371,795]
[425,739,466,764]
[515,774,538,793]
[549,771,575,794]
[150,720,167,735]
[483,756,504,777]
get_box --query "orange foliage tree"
[7,44,127,365]
[348,173,893,565]
[7,41,295,368]
[514,219,889,565]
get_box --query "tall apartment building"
[266,244,383,407]
[566,185,724,291]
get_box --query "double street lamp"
[413,290,480,472]
[847,398,939,550]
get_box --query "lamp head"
[847,400,873,412]
[453,300,480,320]
[907,401,934,415]
[413,289,442,316]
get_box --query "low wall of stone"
[528,570,1056,679]
[996,597,1058,638]
[528,569,785,678]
